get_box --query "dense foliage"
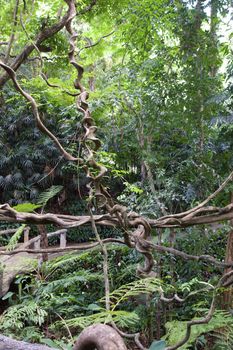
[0,0,233,349]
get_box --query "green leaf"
[2,291,14,300]
[123,182,143,194]
[13,203,42,213]
[149,340,166,350]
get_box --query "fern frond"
[46,252,83,271]
[0,301,47,332]
[59,310,140,330]
[6,224,26,251]
[39,270,103,295]
[164,310,233,350]
[102,277,162,310]
[212,327,233,350]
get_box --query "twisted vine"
[63,3,155,348]
[64,0,155,282]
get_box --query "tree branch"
[147,239,233,268]
[1,202,233,229]
[0,0,97,88]
[156,170,233,223]
[0,60,82,162]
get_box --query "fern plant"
[17,326,44,343]
[102,277,162,311]
[38,270,103,296]
[12,185,64,213]
[0,301,47,335]
[212,327,233,350]
[163,310,233,350]
[5,224,26,251]
[56,277,162,334]
[44,251,84,271]
[41,337,73,350]
[56,310,140,330]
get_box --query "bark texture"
[221,193,233,309]
[73,324,127,350]
[0,335,55,350]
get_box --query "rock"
[0,334,56,350]
[0,253,37,298]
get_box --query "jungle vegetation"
[0,0,233,349]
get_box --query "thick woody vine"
[0,0,233,349]
[63,0,155,281]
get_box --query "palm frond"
[2,174,14,190]
[37,185,63,205]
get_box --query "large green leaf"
[149,340,166,350]
[13,203,42,213]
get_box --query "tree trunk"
[221,193,233,309]
[210,0,218,77]
[155,229,162,340]
[136,116,146,183]
[145,136,167,215]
